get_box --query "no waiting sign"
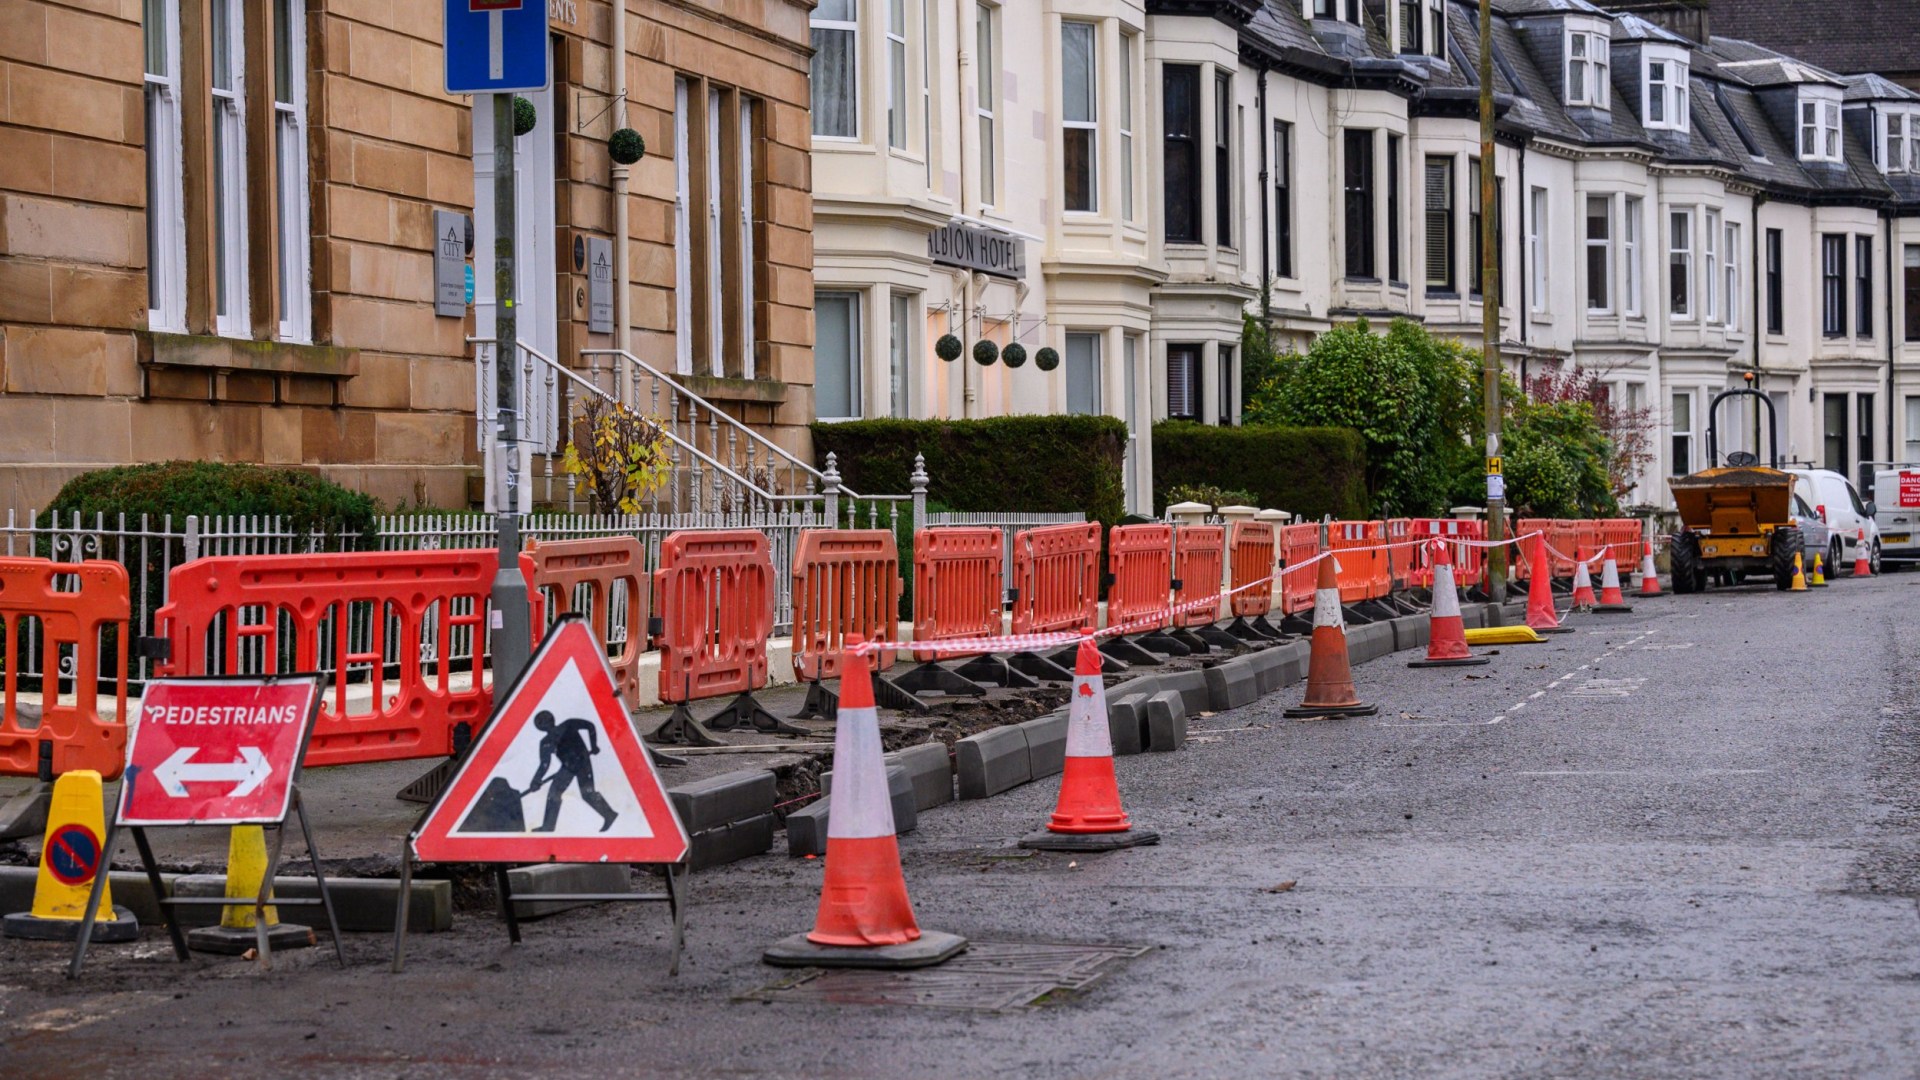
[120,677,322,826]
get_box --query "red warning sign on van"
[1899,471,1920,508]
[411,617,689,866]
[120,677,321,826]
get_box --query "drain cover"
[737,941,1150,1011]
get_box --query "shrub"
[43,461,378,538]
[1162,482,1259,511]
[808,415,1127,529]
[1151,422,1368,520]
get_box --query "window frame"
[1624,195,1642,317]
[976,4,998,207]
[1643,48,1690,133]
[1671,390,1693,475]
[1799,89,1844,164]
[1766,228,1785,335]
[738,100,758,378]
[1343,129,1376,280]
[1822,233,1848,338]
[1529,186,1548,312]
[1857,234,1875,339]
[706,86,726,377]
[1724,220,1740,331]
[1061,20,1099,215]
[814,290,864,421]
[1163,64,1202,244]
[886,0,909,150]
[1215,71,1234,249]
[1703,208,1719,323]
[144,0,187,333]
[1426,155,1454,292]
[208,0,250,339]
[1668,208,1693,321]
[270,0,310,343]
[1585,193,1612,314]
[1065,332,1103,416]
[1273,120,1293,278]
[1904,243,1920,342]
[1120,32,1136,223]
[1386,134,1401,284]
[809,0,859,140]
[1905,394,1920,460]
[888,291,913,419]
[1166,343,1202,420]
[674,78,694,374]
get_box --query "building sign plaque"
[927,220,1026,280]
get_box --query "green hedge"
[809,416,1128,528]
[1151,422,1368,519]
[43,461,379,538]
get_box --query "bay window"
[1426,157,1453,291]
[1529,187,1547,311]
[1624,196,1642,316]
[1163,65,1201,243]
[1344,130,1376,279]
[1215,72,1233,247]
[144,0,186,332]
[1858,235,1875,338]
[809,0,858,139]
[1799,90,1843,163]
[1669,209,1692,320]
[1585,194,1611,313]
[1703,209,1719,322]
[1822,233,1847,337]
[1066,334,1101,416]
[1645,51,1690,132]
[1566,27,1610,109]
[815,292,862,420]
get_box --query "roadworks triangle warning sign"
[412,616,690,866]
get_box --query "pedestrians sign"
[444,0,550,95]
[411,617,689,866]
[120,677,322,826]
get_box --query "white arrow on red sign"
[155,746,273,800]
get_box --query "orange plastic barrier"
[1411,519,1486,590]
[1228,523,1277,618]
[1328,521,1388,603]
[1278,524,1321,615]
[0,559,130,780]
[912,527,1003,660]
[1598,519,1643,561]
[521,536,648,708]
[790,529,901,681]
[1106,524,1174,632]
[1172,526,1226,628]
[1010,522,1100,636]
[1542,520,1583,579]
[155,550,497,767]
[1515,518,1553,580]
[654,529,775,704]
[1383,519,1415,595]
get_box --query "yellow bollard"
[185,824,313,955]
[2,770,138,943]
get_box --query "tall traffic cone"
[1637,542,1663,597]
[1410,540,1491,668]
[765,636,966,969]
[1790,552,1808,591]
[1284,555,1377,718]
[2,771,137,943]
[1593,552,1634,612]
[1853,529,1873,577]
[1809,553,1829,587]
[1021,637,1159,852]
[1526,534,1574,635]
[1570,548,1597,611]
[185,825,315,955]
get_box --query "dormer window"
[1644,48,1689,132]
[1879,108,1920,174]
[1309,0,1360,24]
[1799,88,1844,163]
[1566,25,1611,109]
[1397,0,1446,58]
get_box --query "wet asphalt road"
[5,575,1920,1078]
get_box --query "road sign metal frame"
[68,675,344,977]
[118,675,320,827]
[389,616,690,975]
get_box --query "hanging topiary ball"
[972,339,999,366]
[935,333,964,362]
[1034,346,1060,372]
[513,96,538,136]
[1001,342,1028,368]
[608,127,645,165]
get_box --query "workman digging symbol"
[457,710,619,834]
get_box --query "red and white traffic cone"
[1525,533,1573,635]
[1853,528,1873,578]
[1637,542,1663,597]
[1593,551,1634,612]
[1284,555,1377,718]
[1570,548,1598,611]
[1022,637,1159,852]
[1410,540,1490,668]
[764,637,966,970]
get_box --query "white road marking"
[1384,628,1656,728]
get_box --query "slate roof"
[1708,0,1920,80]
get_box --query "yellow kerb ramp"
[1,770,138,943]
[1464,625,1545,646]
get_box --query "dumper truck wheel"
[1670,531,1704,594]
[1772,526,1804,590]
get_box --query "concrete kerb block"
[955,724,1032,799]
[1347,621,1394,663]
[689,814,775,871]
[883,742,955,812]
[1203,659,1259,712]
[1157,669,1212,715]
[1106,693,1149,756]
[1,865,175,926]
[1145,690,1188,752]
[1019,712,1069,779]
[784,798,831,857]
[1392,615,1430,653]
[1461,604,1490,630]
[506,863,634,920]
[668,769,778,833]
[169,873,454,933]
[822,764,918,836]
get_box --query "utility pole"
[1478,0,1506,603]
[491,94,532,688]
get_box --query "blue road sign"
[445,0,550,95]
[45,824,101,886]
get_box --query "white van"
[1868,463,1920,564]
[1782,468,1882,573]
